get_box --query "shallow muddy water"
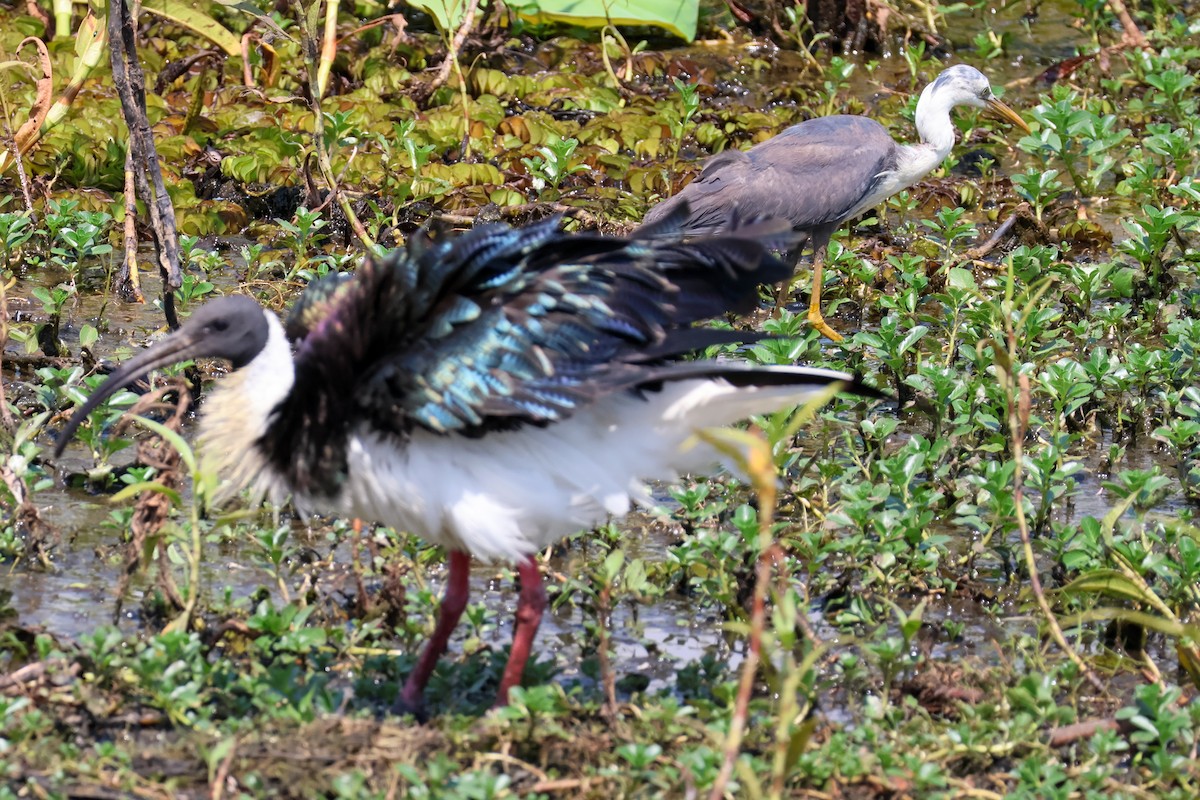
[4,0,1182,706]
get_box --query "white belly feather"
[323,376,838,562]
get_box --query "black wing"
[259,206,791,487]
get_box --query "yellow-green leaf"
[1060,607,1200,642]
[406,0,469,32]
[1057,569,1161,606]
[110,480,183,505]
[141,0,242,56]
[512,0,699,42]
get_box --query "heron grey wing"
[739,115,897,229]
[640,149,754,233]
[696,148,751,180]
[643,115,896,235]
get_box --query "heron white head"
[925,65,996,108]
[915,64,1029,158]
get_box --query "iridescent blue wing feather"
[261,205,791,490]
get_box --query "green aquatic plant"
[38,365,136,474]
[668,76,700,148]
[919,206,977,263]
[173,274,215,310]
[1011,168,1066,224]
[276,206,329,279]
[1018,86,1131,199]
[858,314,927,400]
[0,211,34,271]
[29,283,74,357]
[972,27,1011,61]
[520,135,589,196]
[1153,391,1200,501]
[509,0,700,41]
[1118,204,1199,294]
[820,57,856,116]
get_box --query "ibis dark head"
[53,295,271,457]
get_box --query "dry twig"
[429,0,481,93]
[110,380,191,618]
[108,0,182,328]
[1006,350,1107,695]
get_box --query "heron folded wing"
[642,114,897,234]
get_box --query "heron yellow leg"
[806,252,843,342]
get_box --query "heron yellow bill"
[987,97,1031,133]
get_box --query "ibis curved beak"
[987,96,1031,134]
[53,329,205,458]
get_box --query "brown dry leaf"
[500,116,530,142]
[12,36,53,155]
[242,33,281,88]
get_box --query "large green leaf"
[514,0,699,41]
[406,0,474,33]
[408,0,697,40]
[141,0,242,56]
[1057,569,1162,606]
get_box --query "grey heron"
[641,64,1030,341]
[54,206,881,717]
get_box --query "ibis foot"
[391,550,473,722]
[392,689,430,723]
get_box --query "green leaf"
[1099,493,1136,549]
[110,480,182,505]
[129,415,198,474]
[141,0,242,57]
[947,267,976,291]
[623,557,647,593]
[511,0,699,42]
[405,0,470,32]
[1057,569,1159,606]
[602,549,624,582]
[1059,607,1200,642]
[216,0,293,40]
[13,411,50,451]
[1108,267,1139,297]
[898,325,929,355]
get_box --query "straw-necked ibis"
[55,207,881,715]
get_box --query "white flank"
[194,322,855,565]
[333,368,853,563]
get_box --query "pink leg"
[492,556,547,708]
[395,549,471,716]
